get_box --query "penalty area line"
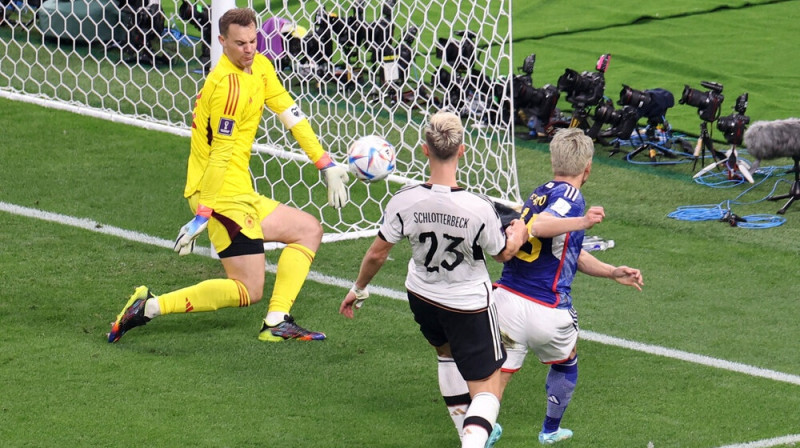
[714,434,800,448]
[3,201,800,391]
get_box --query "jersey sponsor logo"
[218,118,235,136]
[413,211,469,228]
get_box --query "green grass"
[3,91,800,447]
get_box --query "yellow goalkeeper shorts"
[187,192,280,253]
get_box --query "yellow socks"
[152,243,314,322]
[266,243,315,321]
[156,279,250,315]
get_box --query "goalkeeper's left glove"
[173,204,212,256]
[321,162,350,209]
[350,284,369,309]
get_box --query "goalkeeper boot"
[108,286,153,343]
[485,423,503,448]
[538,427,573,445]
[258,314,326,342]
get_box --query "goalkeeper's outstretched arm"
[269,86,350,209]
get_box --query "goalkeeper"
[108,7,349,343]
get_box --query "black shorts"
[217,230,264,258]
[407,290,506,381]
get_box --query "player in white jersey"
[493,128,643,445]
[340,111,527,448]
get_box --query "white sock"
[144,297,161,319]
[461,392,500,448]
[438,356,470,438]
[265,311,287,326]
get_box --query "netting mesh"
[1,0,518,239]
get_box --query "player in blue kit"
[493,128,643,445]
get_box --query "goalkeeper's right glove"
[173,204,212,256]
[350,284,369,309]
[321,162,350,209]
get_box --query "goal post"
[0,0,519,242]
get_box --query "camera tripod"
[569,105,611,146]
[693,143,754,183]
[767,155,800,214]
[621,117,680,161]
[691,121,727,173]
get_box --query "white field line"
[5,201,799,385]
[580,331,800,386]
[4,200,799,448]
[715,434,800,448]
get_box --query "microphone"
[743,118,800,161]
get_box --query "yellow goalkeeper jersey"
[184,52,326,208]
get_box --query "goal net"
[0,0,519,242]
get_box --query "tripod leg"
[694,158,727,179]
[778,196,795,214]
[737,161,754,183]
[627,144,649,159]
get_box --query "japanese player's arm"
[577,249,644,290]
[527,206,605,239]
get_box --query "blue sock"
[542,356,578,433]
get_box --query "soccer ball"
[347,135,396,182]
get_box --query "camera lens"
[593,101,616,124]
[619,85,650,108]
[679,85,704,107]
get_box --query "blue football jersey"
[495,180,585,309]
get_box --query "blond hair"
[549,128,594,176]
[424,111,463,160]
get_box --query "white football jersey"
[379,183,508,311]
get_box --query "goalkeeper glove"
[173,204,212,256]
[350,284,369,309]
[321,163,350,209]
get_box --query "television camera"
[297,1,407,90]
[112,0,167,66]
[588,99,638,141]
[557,53,609,110]
[679,80,724,123]
[612,85,678,160]
[717,93,750,146]
[330,0,396,66]
[680,80,728,170]
[619,85,675,123]
[556,54,610,133]
[430,30,496,119]
[178,0,210,68]
[379,25,418,103]
[693,92,754,183]
[509,53,560,137]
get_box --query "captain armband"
[277,104,307,130]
